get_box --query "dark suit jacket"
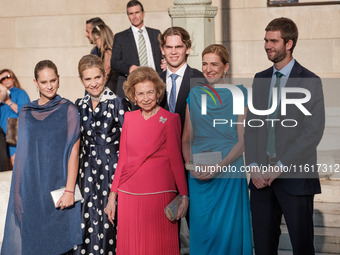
[160,65,204,130]
[244,61,325,195]
[110,27,162,98]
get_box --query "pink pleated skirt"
[116,191,179,255]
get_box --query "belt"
[267,156,278,165]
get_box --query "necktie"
[267,71,284,157]
[138,29,148,66]
[169,74,179,113]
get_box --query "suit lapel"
[127,28,139,64]
[285,61,303,90]
[175,66,192,113]
[159,71,169,110]
[146,28,157,62]
[259,67,273,111]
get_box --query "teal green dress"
[187,85,253,255]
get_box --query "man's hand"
[250,166,268,189]
[129,65,138,73]
[263,164,281,186]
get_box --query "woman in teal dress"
[182,44,253,255]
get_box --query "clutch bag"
[164,194,182,221]
[50,184,83,207]
[193,151,222,165]
[6,118,18,146]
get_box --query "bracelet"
[64,189,74,194]
[182,195,189,200]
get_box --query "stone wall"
[0,0,339,102]
[214,0,340,79]
[0,0,173,102]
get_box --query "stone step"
[314,202,340,228]
[279,225,340,254]
[315,179,340,203]
[281,202,340,228]
[278,250,336,255]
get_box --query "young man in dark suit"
[158,26,204,129]
[244,17,325,255]
[110,0,162,98]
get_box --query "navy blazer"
[111,27,162,98]
[244,61,325,195]
[160,65,204,130]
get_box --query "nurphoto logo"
[200,84,312,128]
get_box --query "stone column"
[168,0,218,69]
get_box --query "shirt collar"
[273,58,295,78]
[80,87,116,106]
[131,25,146,34]
[166,63,188,79]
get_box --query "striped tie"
[138,29,148,66]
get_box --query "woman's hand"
[161,58,167,71]
[104,192,117,225]
[190,163,221,180]
[176,196,189,220]
[56,192,74,210]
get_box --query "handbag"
[6,118,18,146]
[193,151,222,165]
[50,184,83,208]
[164,194,182,221]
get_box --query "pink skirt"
[116,191,179,255]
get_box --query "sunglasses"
[0,74,12,84]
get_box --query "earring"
[36,87,39,92]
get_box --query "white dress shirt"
[131,25,156,70]
[165,63,188,104]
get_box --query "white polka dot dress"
[74,88,129,255]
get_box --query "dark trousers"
[0,127,9,171]
[250,180,315,255]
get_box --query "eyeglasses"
[0,74,12,84]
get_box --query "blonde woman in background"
[91,24,118,93]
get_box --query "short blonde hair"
[202,44,230,65]
[123,67,165,104]
[78,54,105,78]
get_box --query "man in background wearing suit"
[245,17,325,255]
[158,26,204,129]
[110,0,162,98]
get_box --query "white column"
[169,0,218,70]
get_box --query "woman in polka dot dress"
[73,55,130,255]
